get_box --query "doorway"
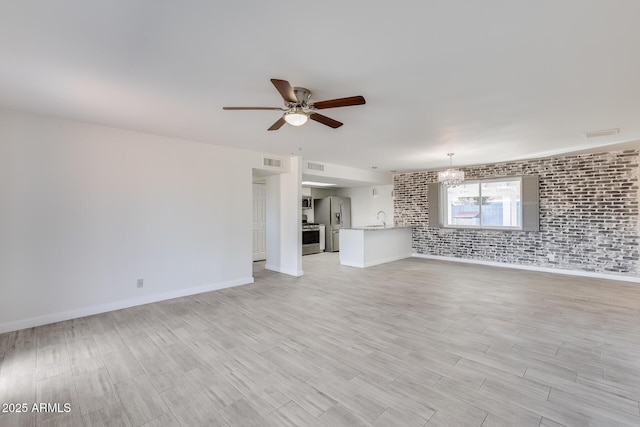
[252,182,266,261]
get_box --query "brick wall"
[393,150,640,276]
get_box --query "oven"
[302,223,321,255]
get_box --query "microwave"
[302,196,312,209]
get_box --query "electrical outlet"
[547,253,556,262]
[137,278,144,288]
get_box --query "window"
[428,175,539,231]
[444,178,521,229]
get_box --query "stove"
[302,222,321,255]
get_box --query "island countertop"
[339,226,413,268]
[342,225,415,231]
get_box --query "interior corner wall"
[0,111,255,333]
[394,150,640,277]
[265,157,303,276]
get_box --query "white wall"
[303,159,392,185]
[265,157,303,276]
[335,185,394,227]
[0,111,258,333]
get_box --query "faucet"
[377,210,387,227]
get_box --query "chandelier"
[437,153,465,187]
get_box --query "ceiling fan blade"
[268,117,286,131]
[223,107,283,110]
[312,96,366,110]
[310,113,343,129]
[271,79,298,103]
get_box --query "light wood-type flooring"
[2,253,640,426]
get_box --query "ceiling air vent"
[584,128,620,138]
[306,161,325,172]
[262,157,282,168]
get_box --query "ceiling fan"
[223,79,365,131]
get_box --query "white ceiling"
[1,1,639,172]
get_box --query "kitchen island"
[339,226,413,268]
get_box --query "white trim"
[412,253,640,283]
[340,261,364,268]
[341,255,411,269]
[264,264,304,277]
[0,277,254,334]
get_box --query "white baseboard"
[264,264,303,277]
[0,277,254,334]
[341,254,412,269]
[340,260,365,268]
[412,253,640,283]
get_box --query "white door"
[252,183,267,261]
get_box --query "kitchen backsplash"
[393,149,639,276]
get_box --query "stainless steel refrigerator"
[314,196,351,252]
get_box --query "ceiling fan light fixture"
[223,79,364,130]
[284,108,309,126]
